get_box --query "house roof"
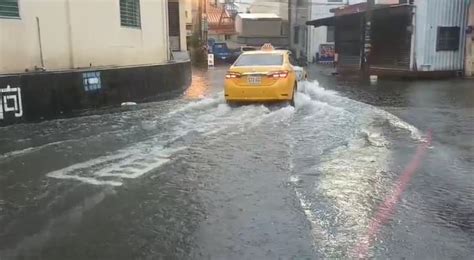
[207,3,235,34]
[237,13,281,20]
[207,3,232,25]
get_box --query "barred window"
[0,0,19,18]
[436,27,460,51]
[120,0,141,28]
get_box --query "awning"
[306,4,412,27]
[305,16,335,27]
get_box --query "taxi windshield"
[234,54,283,66]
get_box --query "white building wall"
[249,1,289,21]
[307,2,337,63]
[183,0,193,25]
[0,0,72,73]
[415,0,469,71]
[0,0,173,74]
[179,0,187,50]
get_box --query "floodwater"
[0,66,473,259]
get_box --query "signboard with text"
[0,85,23,120]
[208,54,215,67]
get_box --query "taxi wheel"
[290,83,297,107]
[226,100,236,107]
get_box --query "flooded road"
[0,66,473,259]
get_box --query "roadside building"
[235,13,288,47]
[207,1,236,42]
[0,0,191,125]
[466,0,474,77]
[307,0,470,78]
[169,0,188,52]
[307,0,365,64]
[233,0,253,13]
[289,0,309,60]
[249,0,289,35]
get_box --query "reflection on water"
[184,69,211,100]
[289,81,428,258]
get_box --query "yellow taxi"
[224,44,302,106]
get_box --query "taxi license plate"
[247,76,261,85]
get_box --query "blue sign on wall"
[82,71,102,92]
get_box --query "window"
[436,27,460,51]
[168,2,180,36]
[0,0,19,18]
[225,34,231,40]
[120,0,141,28]
[327,26,335,42]
[234,54,284,66]
[294,26,300,45]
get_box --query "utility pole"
[363,0,375,77]
[198,0,203,42]
[288,0,292,50]
[203,0,208,44]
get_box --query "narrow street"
[1,66,473,259]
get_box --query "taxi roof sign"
[261,43,275,51]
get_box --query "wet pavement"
[0,65,473,259]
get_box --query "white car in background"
[293,65,308,82]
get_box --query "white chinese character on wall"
[0,85,23,120]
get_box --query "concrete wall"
[235,15,243,36]
[0,61,192,125]
[0,0,174,74]
[289,0,309,59]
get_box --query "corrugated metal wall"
[371,6,412,69]
[415,0,469,71]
